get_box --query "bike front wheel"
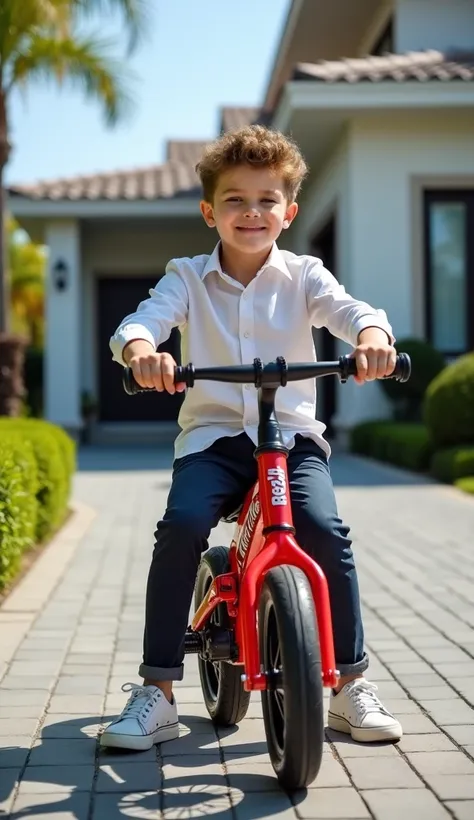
[259,564,324,790]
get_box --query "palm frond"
[0,0,72,64]
[11,33,133,124]
[70,0,149,53]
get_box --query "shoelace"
[346,680,391,716]
[119,682,161,720]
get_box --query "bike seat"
[220,504,243,524]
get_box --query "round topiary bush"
[380,337,446,420]
[424,352,474,447]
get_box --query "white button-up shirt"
[110,242,393,459]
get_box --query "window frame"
[423,190,474,356]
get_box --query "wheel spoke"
[274,690,285,719]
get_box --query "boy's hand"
[352,328,397,384]
[123,341,185,394]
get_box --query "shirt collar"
[201,241,292,281]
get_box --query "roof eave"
[272,77,474,131]
[6,193,203,220]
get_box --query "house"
[8,0,474,445]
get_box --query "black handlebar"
[122,353,411,395]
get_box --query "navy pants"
[139,433,368,681]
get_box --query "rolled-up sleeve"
[109,261,189,366]
[306,259,394,347]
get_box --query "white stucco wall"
[45,220,81,432]
[395,0,474,53]
[290,109,474,435]
[341,110,474,429]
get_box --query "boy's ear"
[283,201,298,228]
[200,200,216,227]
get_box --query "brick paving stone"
[234,791,296,820]
[398,733,458,752]
[292,787,370,819]
[0,719,39,737]
[17,764,95,793]
[445,801,474,820]
[361,788,451,819]
[406,750,474,777]
[96,761,161,792]
[28,738,97,767]
[93,792,161,819]
[343,756,424,789]
[425,775,474,800]
[10,792,90,818]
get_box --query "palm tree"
[0,0,147,415]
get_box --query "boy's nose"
[243,206,261,217]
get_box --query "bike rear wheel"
[194,546,250,726]
[259,564,324,790]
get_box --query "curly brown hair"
[195,124,308,203]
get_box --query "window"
[369,17,394,56]
[424,191,474,355]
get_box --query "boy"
[103,125,402,750]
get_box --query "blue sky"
[6,0,290,185]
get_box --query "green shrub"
[0,437,38,589]
[380,337,446,420]
[350,421,433,472]
[430,446,474,483]
[0,419,75,541]
[424,352,474,447]
[350,420,393,456]
[455,477,474,495]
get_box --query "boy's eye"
[225,197,241,202]
[262,198,277,204]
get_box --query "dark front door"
[312,218,337,436]
[97,277,183,422]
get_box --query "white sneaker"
[100,683,179,751]
[328,678,402,743]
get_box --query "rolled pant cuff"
[139,663,184,681]
[336,652,369,677]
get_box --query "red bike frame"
[191,446,339,691]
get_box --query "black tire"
[194,546,251,725]
[259,565,324,790]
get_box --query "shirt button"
[243,331,250,338]
[244,384,251,390]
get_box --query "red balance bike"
[123,353,410,790]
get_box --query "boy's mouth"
[236,226,266,232]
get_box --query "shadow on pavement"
[1,712,310,819]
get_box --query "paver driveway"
[1,446,473,819]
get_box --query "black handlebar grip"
[343,352,411,382]
[122,365,192,395]
[122,368,154,395]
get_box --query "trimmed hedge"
[424,352,474,447]
[0,419,75,589]
[430,446,474,484]
[380,337,445,420]
[350,421,433,472]
[0,437,38,588]
[456,477,474,495]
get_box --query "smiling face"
[200,164,298,258]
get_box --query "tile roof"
[8,161,201,201]
[8,107,260,202]
[219,106,260,131]
[293,49,474,83]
